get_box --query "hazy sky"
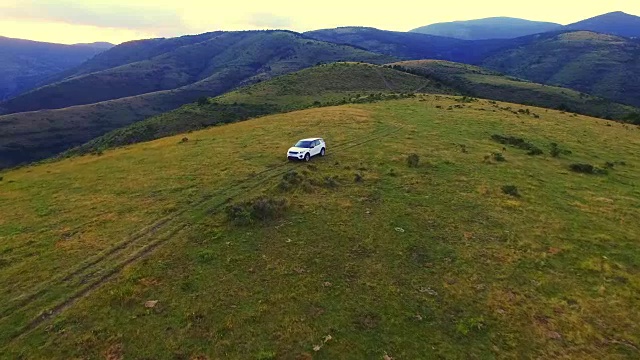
[1,0,639,44]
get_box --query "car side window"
[313,140,318,147]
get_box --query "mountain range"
[410,17,562,40]
[0,36,112,101]
[305,28,640,108]
[410,11,640,40]
[0,31,393,168]
[1,11,639,169]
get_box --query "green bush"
[226,196,288,224]
[324,176,339,188]
[527,147,544,156]
[407,153,420,168]
[570,163,607,175]
[570,163,594,173]
[492,152,506,162]
[549,142,571,158]
[197,96,209,106]
[623,112,640,125]
[456,96,478,103]
[501,185,520,197]
[491,134,543,156]
[251,197,288,221]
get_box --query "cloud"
[0,0,186,34]
[2,0,640,45]
[246,13,293,29]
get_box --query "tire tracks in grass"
[373,66,394,91]
[3,122,404,342]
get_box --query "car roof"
[299,137,323,141]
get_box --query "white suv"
[287,138,326,161]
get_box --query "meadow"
[0,96,638,358]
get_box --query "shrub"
[492,152,506,162]
[623,112,640,125]
[180,137,189,143]
[226,196,288,224]
[197,97,209,106]
[550,143,561,157]
[549,142,571,158]
[0,176,3,182]
[527,147,544,156]
[570,163,607,175]
[354,173,364,183]
[407,153,420,168]
[282,171,301,184]
[456,96,478,103]
[491,134,543,156]
[279,171,306,191]
[324,177,339,188]
[501,185,520,197]
[225,204,252,225]
[570,163,593,173]
[605,161,626,168]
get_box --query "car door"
[311,140,320,156]
[306,140,315,156]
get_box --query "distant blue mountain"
[565,11,640,38]
[0,36,109,100]
[410,17,562,40]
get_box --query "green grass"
[1,96,639,358]
[64,63,451,156]
[389,60,639,121]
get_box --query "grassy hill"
[1,96,638,358]
[388,60,638,120]
[64,60,639,159]
[0,31,392,115]
[0,36,108,101]
[305,28,640,108]
[481,31,640,107]
[66,62,453,156]
[0,38,394,169]
[410,17,561,40]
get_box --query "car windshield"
[294,140,314,148]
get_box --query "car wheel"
[304,153,310,162]
[320,148,326,156]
